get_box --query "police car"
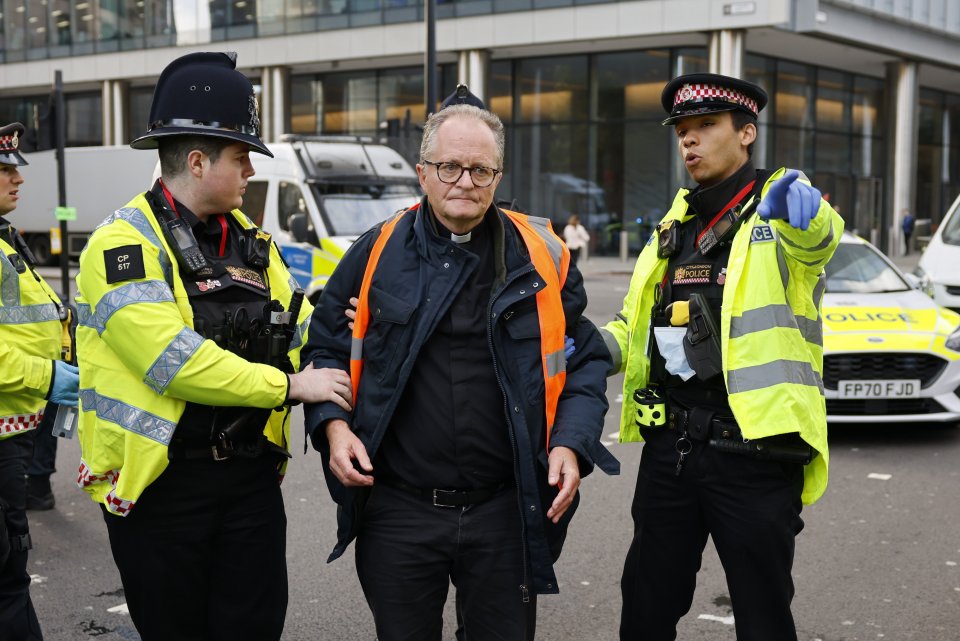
[822,232,960,423]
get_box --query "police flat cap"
[661,73,768,126]
[0,122,28,166]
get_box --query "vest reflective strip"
[350,211,407,403]
[781,220,836,255]
[727,360,824,395]
[729,304,822,346]
[291,317,308,352]
[77,280,175,335]
[0,252,20,305]
[501,209,569,448]
[144,327,205,394]
[0,410,45,435]
[79,388,177,445]
[0,302,61,324]
[101,206,174,286]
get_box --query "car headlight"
[947,325,960,352]
[914,266,936,299]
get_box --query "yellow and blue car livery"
[280,236,349,302]
[822,232,960,423]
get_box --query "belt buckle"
[668,408,687,432]
[432,489,458,508]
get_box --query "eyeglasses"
[421,160,502,188]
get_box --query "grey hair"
[419,105,505,170]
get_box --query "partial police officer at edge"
[74,52,351,641]
[304,85,618,641]
[0,121,79,641]
[600,73,844,640]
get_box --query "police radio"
[162,217,210,275]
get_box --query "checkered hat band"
[674,83,758,115]
[0,134,18,152]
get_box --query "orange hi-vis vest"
[350,204,571,448]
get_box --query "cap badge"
[679,85,694,102]
[11,131,18,150]
[248,94,261,137]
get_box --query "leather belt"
[380,478,514,508]
[666,406,738,442]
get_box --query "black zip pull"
[520,584,530,603]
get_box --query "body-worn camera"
[657,219,679,258]
[241,228,271,268]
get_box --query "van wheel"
[28,235,54,266]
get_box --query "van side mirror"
[289,213,312,243]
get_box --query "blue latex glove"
[49,361,79,407]
[564,335,575,359]
[757,169,822,231]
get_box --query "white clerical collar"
[450,231,472,244]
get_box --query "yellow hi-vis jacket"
[0,222,69,438]
[75,192,312,516]
[600,169,843,505]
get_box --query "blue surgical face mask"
[654,326,696,381]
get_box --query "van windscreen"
[321,193,421,236]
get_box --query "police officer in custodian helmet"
[75,52,352,641]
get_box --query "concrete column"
[261,66,289,143]
[885,61,919,257]
[708,30,744,78]
[101,80,127,146]
[457,50,490,104]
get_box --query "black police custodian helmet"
[440,84,486,111]
[131,51,273,157]
[660,73,767,126]
[0,123,28,166]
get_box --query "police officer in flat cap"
[0,121,77,641]
[75,52,351,641]
[600,72,844,640]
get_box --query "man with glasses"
[302,91,618,640]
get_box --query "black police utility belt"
[634,387,813,465]
[146,189,303,462]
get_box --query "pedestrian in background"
[0,121,78,641]
[902,209,915,254]
[601,73,843,641]
[75,52,351,641]
[303,89,617,641]
[563,213,590,265]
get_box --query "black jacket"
[302,198,619,595]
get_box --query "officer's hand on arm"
[325,418,374,487]
[48,361,79,407]
[345,296,359,331]
[757,169,822,231]
[546,446,581,523]
[288,362,353,410]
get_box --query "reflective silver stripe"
[144,328,205,394]
[545,349,566,377]
[78,388,176,445]
[775,240,789,290]
[598,327,622,374]
[525,215,565,280]
[812,272,826,307]
[77,280,175,335]
[730,305,822,346]
[0,252,20,305]
[0,302,61,324]
[287,275,299,293]
[781,220,835,254]
[101,207,173,286]
[351,336,363,361]
[727,360,824,395]
[290,318,308,352]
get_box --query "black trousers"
[355,483,537,641]
[0,433,43,641]
[26,404,57,477]
[103,455,287,641]
[620,428,805,641]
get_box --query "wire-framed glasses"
[421,160,502,187]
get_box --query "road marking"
[108,603,129,615]
[697,613,734,625]
[30,574,46,584]
[868,473,892,480]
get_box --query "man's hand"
[757,169,822,231]
[326,419,374,487]
[346,297,359,331]
[49,361,79,406]
[288,362,352,410]
[546,446,581,523]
